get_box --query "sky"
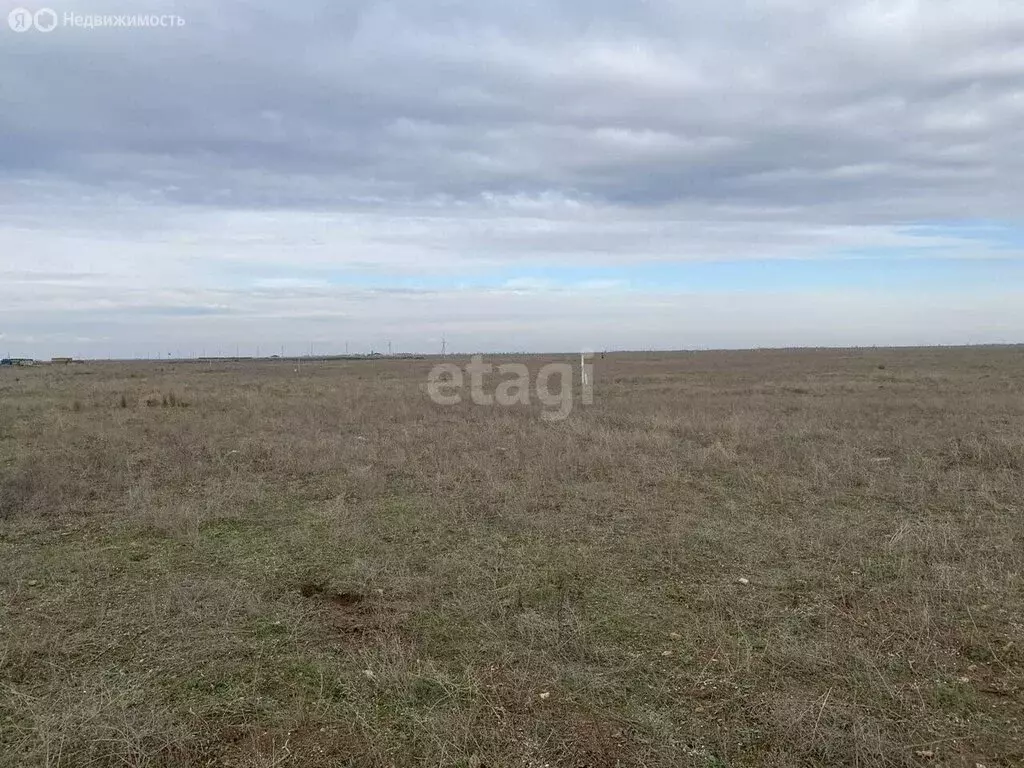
[1,0,1023,358]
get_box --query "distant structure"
[51,357,73,365]
[1,358,35,366]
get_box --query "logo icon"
[34,8,57,32]
[8,8,34,32]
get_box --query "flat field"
[1,348,1022,767]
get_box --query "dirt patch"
[298,581,364,606]
[562,714,637,768]
[298,582,374,636]
[214,723,366,768]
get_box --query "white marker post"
[580,351,593,405]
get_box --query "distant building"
[51,357,73,364]
[2,358,35,366]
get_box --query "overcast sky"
[2,0,1023,357]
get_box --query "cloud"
[1,0,1023,356]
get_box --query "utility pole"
[441,335,446,357]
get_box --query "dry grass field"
[1,348,1022,767]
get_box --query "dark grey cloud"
[2,0,1021,218]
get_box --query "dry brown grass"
[1,348,1022,767]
